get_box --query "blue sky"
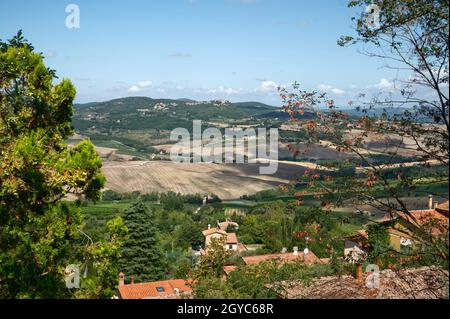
[0,0,399,105]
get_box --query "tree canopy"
[278,0,449,266]
[0,31,122,298]
[119,201,167,282]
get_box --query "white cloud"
[317,84,345,95]
[128,85,141,93]
[208,86,242,95]
[224,87,241,94]
[260,80,279,92]
[128,80,153,93]
[138,80,153,88]
[378,78,394,89]
[369,78,394,90]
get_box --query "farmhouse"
[382,198,449,252]
[225,232,238,251]
[202,220,242,251]
[202,224,239,251]
[202,226,226,245]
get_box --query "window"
[400,237,413,254]
[228,245,233,250]
[156,287,165,293]
[400,237,413,247]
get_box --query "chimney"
[428,195,433,209]
[355,264,363,282]
[130,276,135,284]
[293,246,298,255]
[434,201,438,209]
[208,224,211,230]
[303,248,309,255]
[118,272,125,286]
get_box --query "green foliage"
[119,201,167,282]
[171,257,193,280]
[73,97,277,131]
[278,0,449,286]
[193,238,233,279]
[161,194,184,211]
[102,190,142,201]
[239,215,265,244]
[79,191,369,288]
[340,0,448,51]
[174,221,204,250]
[159,192,218,207]
[367,222,391,265]
[330,253,352,276]
[78,191,223,273]
[227,262,279,298]
[226,260,353,299]
[239,203,363,258]
[73,216,128,299]
[242,188,289,201]
[192,276,247,299]
[0,32,108,298]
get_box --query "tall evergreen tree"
[119,201,167,282]
[0,31,110,298]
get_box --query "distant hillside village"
[114,197,449,299]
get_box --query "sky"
[0,0,400,105]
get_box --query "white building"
[202,225,238,251]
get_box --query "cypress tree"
[119,201,167,282]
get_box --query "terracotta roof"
[202,227,227,237]
[387,227,414,238]
[397,208,449,235]
[223,265,238,276]
[357,229,368,239]
[242,251,321,266]
[118,279,192,299]
[436,201,449,216]
[267,267,448,299]
[344,230,368,241]
[226,233,238,244]
[218,221,239,231]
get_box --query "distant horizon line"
[74,96,282,107]
[74,96,412,112]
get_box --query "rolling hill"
[73,97,282,131]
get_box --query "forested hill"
[72,97,285,131]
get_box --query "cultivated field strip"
[101,161,306,199]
